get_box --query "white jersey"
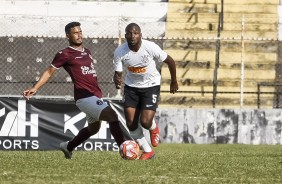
[114,39,167,88]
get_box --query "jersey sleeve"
[51,51,68,69]
[150,42,168,62]
[113,49,123,72]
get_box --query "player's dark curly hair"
[65,22,81,34]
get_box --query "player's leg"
[123,85,154,160]
[60,116,101,159]
[124,107,155,160]
[140,109,160,147]
[124,107,153,148]
[67,117,102,151]
[139,85,160,147]
[76,96,126,147]
[99,106,126,147]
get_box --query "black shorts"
[123,85,160,111]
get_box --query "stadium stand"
[160,0,279,108]
[1,0,281,108]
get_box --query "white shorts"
[76,96,108,124]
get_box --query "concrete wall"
[0,0,168,37]
[149,108,282,145]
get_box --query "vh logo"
[0,100,38,137]
[64,113,111,139]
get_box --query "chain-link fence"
[0,15,281,108]
[0,16,166,98]
[0,36,164,98]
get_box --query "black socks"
[109,121,125,147]
[67,127,92,152]
[67,121,125,151]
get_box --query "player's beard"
[70,41,82,47]
[74,40,83,46]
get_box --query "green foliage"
[0,144,282,184]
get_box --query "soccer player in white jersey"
[113,23,179,160]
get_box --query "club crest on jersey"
[96,100,103,105]
[141,55,149,63]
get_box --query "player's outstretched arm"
[23,66,57,100]
[163,55,179,94]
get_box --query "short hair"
[65,22,81,34]
[125,23,141,32]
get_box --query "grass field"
[0,144,282,184]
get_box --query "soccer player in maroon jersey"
[23,22,126,159]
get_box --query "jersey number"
[152,94,157,103]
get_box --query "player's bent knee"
[100,106,119,122]
[140,116,154,129]
[140,121,151,129]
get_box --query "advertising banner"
[0,97,129,151]
[1,97,282,151]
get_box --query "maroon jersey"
[51,47,102,101]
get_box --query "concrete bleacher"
[160,0,279,108]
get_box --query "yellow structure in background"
[160,0,279,108]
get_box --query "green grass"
[1,144,282,184]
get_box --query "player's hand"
[170,81,179,94]
[23,88,37,100]
[115,84,121,89]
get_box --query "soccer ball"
[119,140,140,160]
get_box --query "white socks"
[136,137,152,152]
[130,124,152,152]
[149,118,156,131]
